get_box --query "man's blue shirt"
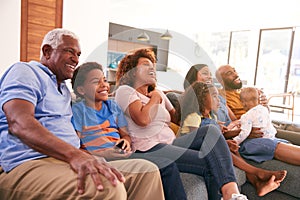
[0,61,80,172]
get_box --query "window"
[196,31,230,69]
[255,28,293,94]
[229,31,256,86]
[289,27,300,94]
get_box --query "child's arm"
[233,114,252,144]
[223,128,241,139]
[116,127,132,152]
[222,120,241,139]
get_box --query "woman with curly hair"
[114,48,247,200]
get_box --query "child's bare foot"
[257,170,287,182]
[256,175,280,196]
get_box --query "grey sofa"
[181,167,246,199]
[166,92,300,200]
[240,121,300,200]
[181,152,300,200]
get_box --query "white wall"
[0,0,21,75]
[2,0,300,77]
[63,0,110,68]
[0,0,110,76]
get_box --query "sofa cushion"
[180,173,207,200]
[166,91,182,125]
[285,124,300,132]
[180,167,246,200]
[242,182,299,200]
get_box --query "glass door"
[289,27,300,94]
[255,28,293,94]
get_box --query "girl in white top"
[235,87,300,166]
[233,87,276,145]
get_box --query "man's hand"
[248,127,263,139]
[69,151,125,194]
[258,89,268,107]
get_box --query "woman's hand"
[222,120,241,139]
[227,120,241,130]
[128,88,162,126]
[223,128,241,139]
[147,90,162,103]
[217,120,227,133]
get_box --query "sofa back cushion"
[166,91,182,125]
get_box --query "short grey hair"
[40,28,79,58]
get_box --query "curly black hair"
[116,48,156,87]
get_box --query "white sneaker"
[230,193,248,200]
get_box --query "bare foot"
[257,169,287,182]
[256,175,280,196]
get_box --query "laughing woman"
[114,48,247,200]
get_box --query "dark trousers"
[133,124,237,200]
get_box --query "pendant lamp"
[161,29,173,40]
[137,31,150,41]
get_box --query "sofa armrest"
[276,128,300,146]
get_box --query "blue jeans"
[131,150,187,200]
[134,124,236,200]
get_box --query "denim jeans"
[134,124,236,200]
[131,150,187,200]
